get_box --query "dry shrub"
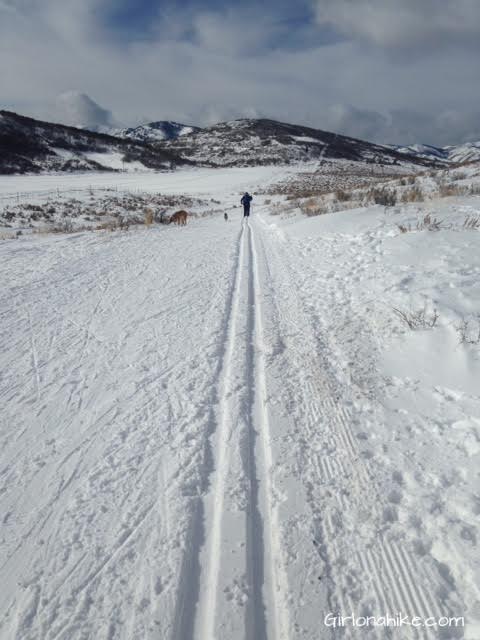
[393,305,438,330]
[401,186,424,203]
[439,183,460,197]
[463,216,480,230]
[368,188,397,206]
[456,316,480,344]
[144,208,154,226]
[96,221,119,232]
[300,197,328,216]
[335,189,352,202]
[397,214,443,233]
[418,213,442,230]
[51,219,74,233]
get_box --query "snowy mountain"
[392,141,480,164]
[443,141,480,164]
[160,118,442,168]
[109,121,201,143]
[0,110,187,174]
[3,109,476,175]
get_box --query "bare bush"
[369,188,397,206]
[50,219,74,233]
[401,186,424,203]
[144,208,154,226]
[469,184,480,195]
[393,305,439,330]
[96,221,120,231]
[335,189,352,202]
[456,316,480,344]
[397,214,444,233]
[438,183,470,198]
[299,198,328,216]
[463,216,480,230]
[418,213,443,230]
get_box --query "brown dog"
[169,210,188,226]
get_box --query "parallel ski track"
[191,219,290,640]
[196,220,249,640]
[249,222,291,640]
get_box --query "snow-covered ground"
[0,166,293,204]
[0,166,479,640]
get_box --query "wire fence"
[0,185,121,204]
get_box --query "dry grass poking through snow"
[456,316,480,344]
[397,214,480,234]
[393,305,439,330]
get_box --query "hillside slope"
[393,141,480,164]
[109,121,201,143]
[0,111,187,174]
[161,118,443,168]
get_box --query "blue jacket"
[241,194,253,207]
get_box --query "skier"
[241,192,253,218]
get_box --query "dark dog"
[224,212,228,221]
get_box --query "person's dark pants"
[243,207,250,217]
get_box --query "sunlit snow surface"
[0,164,479,640]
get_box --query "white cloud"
[55,91,116,129]
[313,0,480,50]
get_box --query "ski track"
[191,219,290,640]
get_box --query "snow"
[0,166,479,639]
[291,135,325,145]
[0,166,296,208]
[84,152,148,171]
[393,141,480,165]
[445,142,480,164]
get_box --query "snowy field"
[0,166,296,203]
[0,166,479,640]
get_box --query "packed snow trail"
[0,183,476,639]
[191,219,289,640]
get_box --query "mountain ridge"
[2,109,479,174]
[0,110,188,174]
[158,117,443,168]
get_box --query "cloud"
[1,0,479,145]
[314,0,480,51]
[55,91,116,129]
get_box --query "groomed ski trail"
[193,218,290,640]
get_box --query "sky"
[1,0,479,145]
